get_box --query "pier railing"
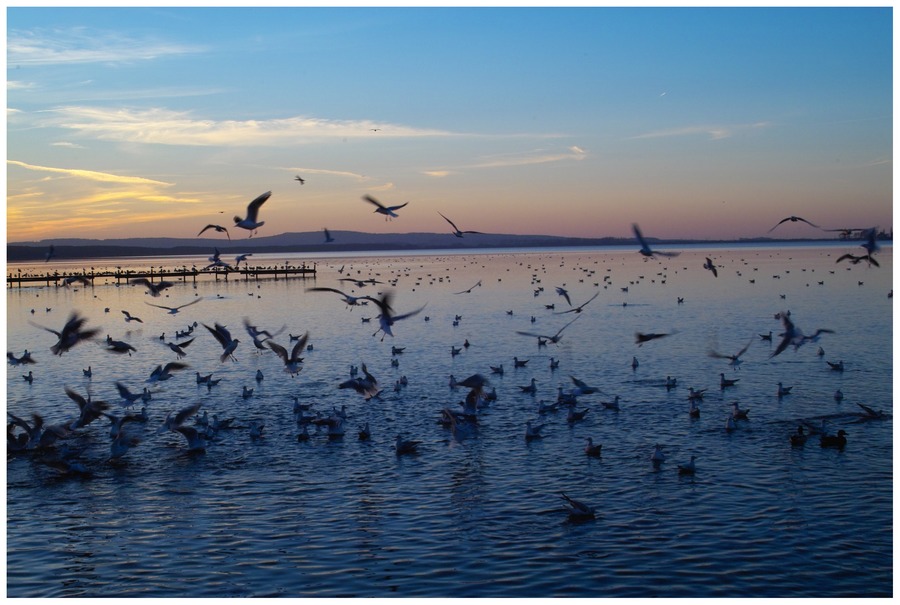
[7,263,316,288]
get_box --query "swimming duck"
[584,437,602,457]
[777,382,793,398]
[820,429,847,448]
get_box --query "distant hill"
[8,228,876,262]
[7,230,628,262]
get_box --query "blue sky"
[6,7,893,242]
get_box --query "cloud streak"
[42,106,455,147]
[8,160,173,186]
[8,27,204,66]
[628,122,771,141]
[465,145,587,170]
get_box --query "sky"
[5,6,894,243]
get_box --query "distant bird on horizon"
[234,190,271,237]
[438,211,482,238]
[197,224,231,239]
[323,227,335,243]
[767,215,820,233]
[295,175,305,184]
[633,223,680,258]
[363,195,408,220]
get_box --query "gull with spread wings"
[363,195,408,220]
[438,212,482,238]
[234,191,271,237]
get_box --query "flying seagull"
[145,298,202,315]
[633,223,680,258]
[454,280,482,295]
[517,314,582,344]
[438,212,482,237]
[234,191,271,237]
[30,312,100,356]
[703,257,718,277]
[131,278,174,297]
[203,322,240,362]
[554,292,599,315]
[323,227,335,243]
[197,224,231,239]
[295,175,305,184]
[767,215,820,233]
[363,195,408,220]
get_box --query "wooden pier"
[7,263,316,288]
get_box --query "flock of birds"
[10,189,890,522]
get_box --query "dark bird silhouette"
[836,253,879,267]
[145,298,202,315]
[30,312,100,356]
[554,292,599,314]
[453,280,482,295]
[633,223,680,257]
[635,331,672,346]
[295,175,305,184]
[767,215,820,233]
[203,322,240,362]
[234,190,271,237]
[268,333,308,376]
[197,224,231,239]
[44,244,55,263]
[364,291,426,340]
[560,493,595,521]
[703,257,718,277]
[708,337,753,369]
[106,335,136,356]
[517,315,581,345]
[438,211,482,237]
[363,195,408,220]
[771,312,834,358]
[323,227,335,243]
[131,278,174,297]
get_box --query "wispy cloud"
[285,167,370,181]
[8,27,204,66]
[51,141,85,149]
[629,122,770,141]
[8,160,172,186]
[466,145,587,169]
[42,106,454,146]
[423,170,453,178]
[7,80,35,90]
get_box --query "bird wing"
[197,225,216,236]
[162,362,188,373]
[65,387,88,411]
[146,302,175,311]
[438,211,459,232]
[267,341,289,363]
[174,298,202,311]
[632,223,648,247]
[362,195,386,210]
[290,333,309,360]
[203,323,231,347]
[392,304,426,322]
[387,201,409,212]
[244,191,272,221]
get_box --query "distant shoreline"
[7,230,888,263]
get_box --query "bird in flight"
[517,314,582,344]
[145,298,202,315]
[438,212,482,238]
[268,333,308,376]
[323,227,335,243]
[131,278,174,297]
[633,223,680,258]
[197,224,231,239]
[635,331,673,346]
[121,310,143,323]
[363,195,408,220]
[703,257,718,277]
[307,287,370,308]
[294,175,305,184]
[234,191,271,237]
[30,312,100,356]
[364,291,426,340]
[555,292,599,315]
[767,215,820,233]
[203,322,240,362]
[453,280,482,295]
[708,337,753,369]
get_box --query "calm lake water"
[6,243,893,597]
